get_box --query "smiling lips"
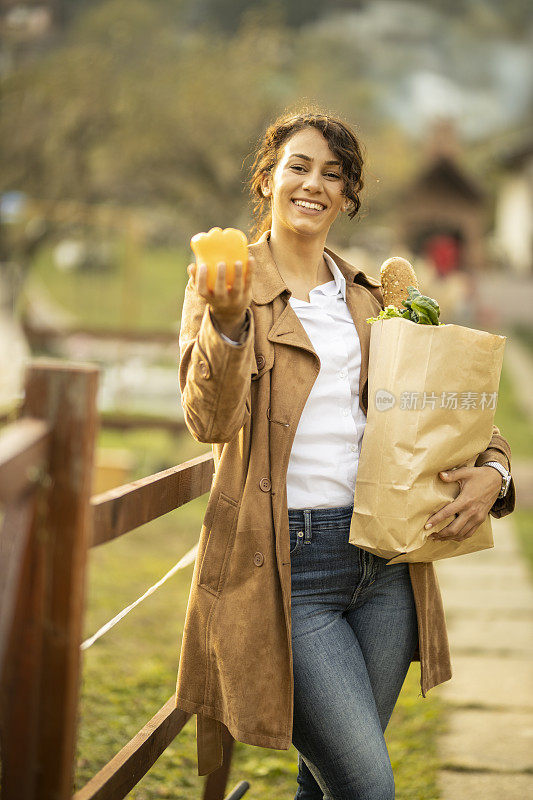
[292,199,326,212]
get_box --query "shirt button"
[350,444,358,452]
[343,408,350,417]
[259,477,272,492]
[253,552,264,567]
[198,360,210,379]
[339,369,347,379]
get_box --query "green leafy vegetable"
[366,305,404,324]
[366,286,443,326]
[411,297,439,325]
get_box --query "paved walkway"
[435,517,533,798]
[434,332,533,798]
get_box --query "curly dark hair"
[247,105,365,242]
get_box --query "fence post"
[203,725,236,800]
[0,484,49,800]
[20,360,99,799]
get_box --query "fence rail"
[0,359,244,800]
[72,699,192,800]
[0,417,50,503]
[90,452,214,546]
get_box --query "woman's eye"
[290,165,341,179]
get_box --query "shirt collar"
[279,251,346,308]
[249,230,380,306]
[321,251,346,302]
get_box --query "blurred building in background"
[397,119,486,275]
[494,138,533,276]
[0,0,64,36]
[0,0,67,73]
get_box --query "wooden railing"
[0,360,249,800]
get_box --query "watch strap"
[482,460,511,499]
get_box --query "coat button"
[198,360,210,379]
[253,552,264,567]
[259,477,271,492]
[256,354,266,370]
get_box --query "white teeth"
[293,200,324,211]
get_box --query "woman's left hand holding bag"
[425,467,502,542]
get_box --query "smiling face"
[260,126,347,238]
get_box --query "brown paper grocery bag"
[349,317,506,563]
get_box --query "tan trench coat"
[175,230,515,776]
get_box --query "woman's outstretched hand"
[187,255,255,329]
[424,466,502,542]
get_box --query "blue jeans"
[288,505,419,800]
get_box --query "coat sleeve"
[475,424,515,518]
[178,277,255,444]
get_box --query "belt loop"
[362,550,377,583]
[303,509,313,543]
[368,552,379,582]
[360,548,369,579]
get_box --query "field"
[25,242,190,332]
[75,424,444,799]
[493,337,533,576]
[26,248,530,798]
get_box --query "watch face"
[499,473,511,498]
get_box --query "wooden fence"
[0,359,249,800]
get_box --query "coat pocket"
[198,492,239,596]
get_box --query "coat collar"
[248,229,379,306]
[248,230,383,409]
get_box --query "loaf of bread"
[380,256,419,309]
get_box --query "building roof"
[499,139,533,170]
[407,155,484,203]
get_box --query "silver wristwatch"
[482,461,511,499]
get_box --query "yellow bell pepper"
[190,227,248,292]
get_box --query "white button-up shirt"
[286,252,366,509]
[213,251,366,510]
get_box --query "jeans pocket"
[289,529,305,556]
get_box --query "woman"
[176,109,514,799]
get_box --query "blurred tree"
[182,0,328,32]
[44,0,533,39]
[0,0,381,235]
[3,0,456,252]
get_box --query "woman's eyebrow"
[289,153,341,166]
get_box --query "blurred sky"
[308,1,533,141]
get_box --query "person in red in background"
[424,233,460,278]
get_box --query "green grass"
[74,427,445,799]
[25,240,190,332]
[17,261,532,798]
[32,246,449,796]
[19,241,533,798]
[511,324,533,356]
[513,510,533,579]
[493,363,533,460]
[96,425,207,482]
[492,347,533,580]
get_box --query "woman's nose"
[302,170,323,191]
